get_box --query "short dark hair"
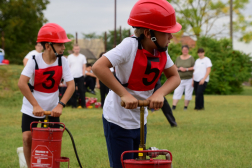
[197,48,205,53]
[182,45,189,50]
[99,52,105,58]
[86,63,92,67]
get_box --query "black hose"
[58,124,83,168]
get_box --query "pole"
[104,32,107,52]
[230,0,233,48]
[119,26,122,42]
[1,31,4,50]
[76,32,78,44]
[114,0,117,47]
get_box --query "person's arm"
[85,71,96,78]
[92,56,138,109]
[18,75,44,116]
[147,65,181,109]
[51,80,75,117]
[82,64,86,76]
[23,58,29,66]
[199,67,211,85]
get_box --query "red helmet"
[37,23,71,43]
[128,0,181,33]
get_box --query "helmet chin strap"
[49,42,64,57]
[149,30,167,52]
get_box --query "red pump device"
[30,111,69,168]
[121,100,173,168]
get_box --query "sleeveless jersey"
[119,36,167,91]
[32,55,62,93]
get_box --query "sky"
[43,0,252,55]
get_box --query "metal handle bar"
[30,121,66,132]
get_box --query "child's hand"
[51,104,63,117]
[147,94,164,109]
[121,94,138,109]
[33,105,45,117]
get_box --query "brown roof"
[79,48,97,60]
[77,38,105,59]
[172,36,196,48]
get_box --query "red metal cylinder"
[121,150,172,168]
[30,122,69,168]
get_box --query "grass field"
[0,65,251,168]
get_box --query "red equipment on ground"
[30,111,83,168]
[121,100,173,168]
[30,121,69,168]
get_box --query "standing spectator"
[23,43,43,66]
[172,45,195,110]
[192,48,212,110]
[68,44,87,108]
[84,63,99,95]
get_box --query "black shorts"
[21,113,60,132]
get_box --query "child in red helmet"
[18,23,75,168]
[92,0,182,167]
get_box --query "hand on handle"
[121,100,150,107]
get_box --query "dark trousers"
[99,80,109,108]
[154,79,177,126]
[70,76,86,108]
[102,116,147,168]
[84,76,96,91]
[194,81,208,109]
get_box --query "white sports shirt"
[103,37,174,129]
[20,53,73,118]
[67,54,87,78]
[24,50,40,60]
[193,57,212,82]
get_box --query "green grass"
[0,65,252,168]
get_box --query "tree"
[0,0,49,64]
[166,37,252,94]
[105,28,131,51]
[168,0,252,42]
[64,33,75,55]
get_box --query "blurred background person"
[67,44,87,108]
[23,43,43,66]
[84,63,98,95]
[172,45,195,110]
[192,48,212,110]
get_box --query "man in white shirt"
[23,43,43,66]
[67,44,87,108]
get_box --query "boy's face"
[51,43,65,56]
[86,66,92,71]
[155,31,173,48]
[35,43,43,53]
[73,46,80,55]
[198,52,204,58]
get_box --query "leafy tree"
[168,0,252,43]
[104,28,131,51]
[166,37,252,94]
[0,0,49,64]
[64,33,75,55]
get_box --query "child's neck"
[42,52,57,65]
[141,40,155,55]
